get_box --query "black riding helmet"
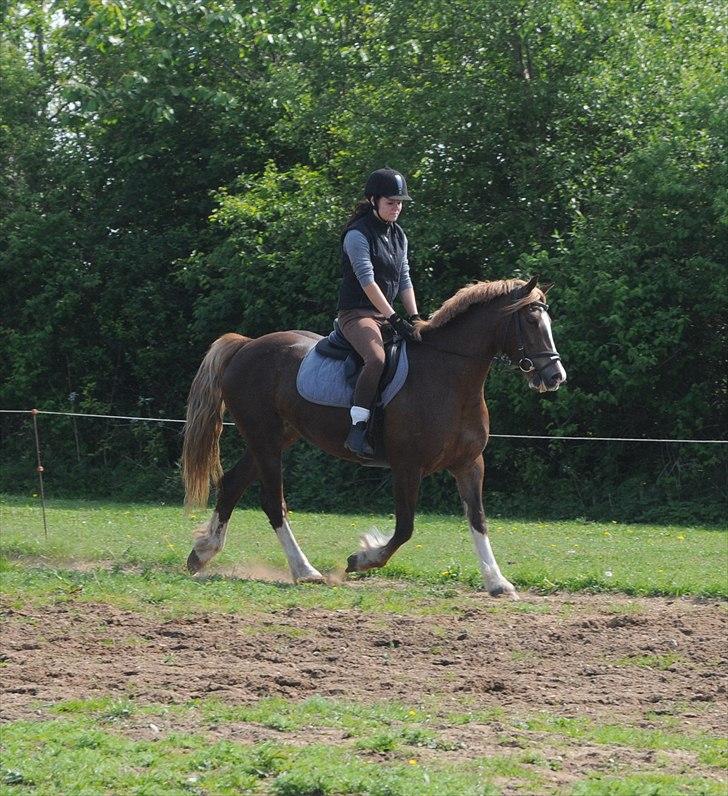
[364,168,412,201]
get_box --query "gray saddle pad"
[296,341,409,408]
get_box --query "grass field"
[1,494,726,600]
[0,494,726,795]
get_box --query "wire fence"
[2,408,726,444]
[2,407,725,536]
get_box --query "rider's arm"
[398,239,418,317]
[399,288,418,318]
[362,283,396,317]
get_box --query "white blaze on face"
[539,311,567,383]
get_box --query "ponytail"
[342,199,373,234]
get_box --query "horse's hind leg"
[253,442,324,584]
[452,456,519,600]
[187,452,258,574]
[346,465,422,573]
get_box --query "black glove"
[388,313,417,342]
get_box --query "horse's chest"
[423,403,488,470]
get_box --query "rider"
[338,167,421,459]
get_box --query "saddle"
[314,319,404,398]
[309,320,406,468]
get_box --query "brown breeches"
[337,309,387,409]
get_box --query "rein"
[417,339,482,360]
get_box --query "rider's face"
[374,197,403,223]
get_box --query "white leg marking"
[193,511,229,565]
[470,527,519,600]
[356,528,392,569]
[276,518,324,583]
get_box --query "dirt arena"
[2,586,726,790]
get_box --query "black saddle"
[315,319,404,398]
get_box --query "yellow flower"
[408,759,418,765]
[676,534,685,541]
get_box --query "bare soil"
[1,585,726,791]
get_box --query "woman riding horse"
[182,258,566,597]
[338,168,421,459]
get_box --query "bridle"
[511,299,563,378]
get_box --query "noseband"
[511,300,563,377]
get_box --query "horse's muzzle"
[529,362,567,392]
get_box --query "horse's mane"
[417,278,541,336]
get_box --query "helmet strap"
[369,196,384,222]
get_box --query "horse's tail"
[182,333,250,510]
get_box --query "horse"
[181,276,566,599]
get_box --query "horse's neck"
[423,310,502,384]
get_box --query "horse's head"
[505,276,567,392]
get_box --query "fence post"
[30,409,48,539]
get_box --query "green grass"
[2,696,726,795]
[520,714,728,769]
[0,713,529,796]
[0,563,475,616]
[2,496,726,795]
[1,494,726,598]
[46,696,727,769]
[571,774,728,796]
[613,653,682,671]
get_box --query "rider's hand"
[388,313,417,342]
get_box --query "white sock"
[350,406,371,425]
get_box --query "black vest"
[337,211,407,312]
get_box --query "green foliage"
[1,0,726,519]
[180,162,343,339]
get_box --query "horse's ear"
[521,275,538,296]
[540,281,554,294]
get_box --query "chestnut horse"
[182,277,566,599]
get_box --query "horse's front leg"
[346,466,422,573]
[452,456,519,600]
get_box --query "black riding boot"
[344,421,374,459]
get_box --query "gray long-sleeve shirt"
[343,229,413,294]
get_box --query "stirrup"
[344,421,374,459]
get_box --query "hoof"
[295,572,326,584]
[489,584,520,601]
[186,550,204,574]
